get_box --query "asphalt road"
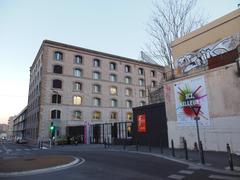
[1,142,240,180]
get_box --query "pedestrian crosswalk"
[0,147,45,154]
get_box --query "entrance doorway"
[66,126,84,143]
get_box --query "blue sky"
[0,0,239,124]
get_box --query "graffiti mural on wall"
[174,76,210,126]
[175,33,240,74]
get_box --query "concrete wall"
[164,63,240,153]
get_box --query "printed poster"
[137,114,147,133]
[174,76,210,126]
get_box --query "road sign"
[191,106,201,116]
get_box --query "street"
[1,142,240,180]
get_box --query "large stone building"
[164,9,240,153]
[26,40,165,143]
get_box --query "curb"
[108,149,240,176]
[0,156,85,177]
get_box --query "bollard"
[171,139,175,157]
[227,143,234,171]
[183,139,188,160]
[199,141,205,164]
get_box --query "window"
[73,82,82,91]
[93,58,100,67]
[73,96,82,105]
[125,88,132,96]
[93,71,101,80]
[74,68,82,77]
[75,55,83,64]
[73,110,82,120]
[138,68,144,75]
[110,112,118,120]
[54,51,63,61]
[52,79,62,89]
[93,84,101,93]
[125,65,131,73]
[51,110,61,119]
[110,86,117,95]
[93,111,101,120]
[139,79,145,86]
[93,97,101,106]
[126,100,132,108]
[109,74,117,82]
[126,112,132,121]
[140,101,146,106]
[151,81,156,87]
[53,65,63,74]
[125,76,131,84]
[139,90,146,98]
[111,99,117,107]
[127,123,132,137]
[52,94,61,104]
[151,70,155,77]
[109,62,117,70]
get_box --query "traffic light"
[50,122,55,137]
[50,122,54,131]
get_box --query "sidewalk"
[106,144,240,173]
[0,155,75,173]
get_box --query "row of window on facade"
[51,110,133,121]
[54,51,156,77]
[52,68,157,88]
[52,80,147,97]
[52,94,146,108]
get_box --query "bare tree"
[145,0,206,69]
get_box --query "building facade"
[164,9,240,153]
[13,107,27,141]
[26,40,165,143]
[7,116,16,139]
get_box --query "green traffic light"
[50,126,54,130]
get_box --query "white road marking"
[188,166,200,170]
[24,149,30,151]
[209,175,240,180]
[168,174,185,180]
[178,170,194,175]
